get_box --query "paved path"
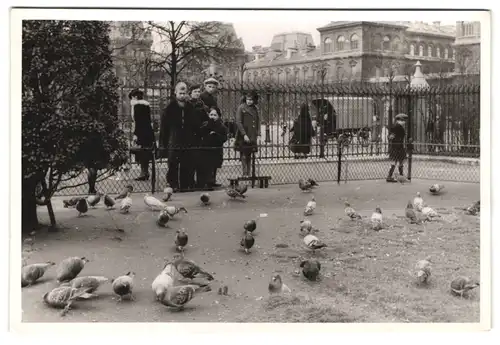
[23,180,480,322]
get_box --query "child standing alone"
[199,107,228,190]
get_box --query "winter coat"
[158,99,202,159]
[131,99,155,147]
[388,122,407,161]
[200,91,221,117]
[199,119,228,168]
[234,103,260,154]
[189,98,210,146]
[289,109,315,154]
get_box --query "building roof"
[246,48,322,68]
[316,21,456,38]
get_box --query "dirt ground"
[21,179,481,323]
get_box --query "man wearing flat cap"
[386,113,408,182]
[200,77,222,119]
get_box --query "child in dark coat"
[199,107,228,189]
[386,113,408,182]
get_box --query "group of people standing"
[86,79,407,195]
[129,77,262,193]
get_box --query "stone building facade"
[454,21,480,75]
[109,21,153,86]
[244,21,457,84]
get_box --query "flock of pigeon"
[21,179,481,318]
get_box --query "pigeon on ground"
[200,193,210,206]
[115,185,133,200]
[240,230,255,254]
[300,259,321,281]
[22,261,56,287]
[111,272,136,301]
[56,257,89,283]
[175,229,188,252]
[268,274,291,295]
[75,198,88,217]
[450,276,479,298]
[43,286,96,316]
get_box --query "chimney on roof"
[286,47,297,59]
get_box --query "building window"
[419,45,424,56]
[436,46,441,58]
[410,44,415,55]
[444,48,449,59]
[350,34,359,49]
[324,37,333,53]
[452,48,456,60]
[383,35,391,51]
[336,66,345,80]
[463,23,475,36]
[393,36,401,51]
[337,35,346,51]
[428,45,433,57]
[294,70,299,83]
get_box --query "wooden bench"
[229,176,272,189]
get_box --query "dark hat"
[189,84,202,93]
[395,113,408,120]
[128,88,144,100]
[204,77,219,86]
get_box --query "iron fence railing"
[52,82,480,196]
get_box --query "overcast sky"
[152,20,458,53]
[232,21,457,51]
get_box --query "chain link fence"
[53,82,480,196]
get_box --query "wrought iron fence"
[53,82,480,196]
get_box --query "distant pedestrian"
[129,89,155,181]
[234,91,260,177]
[289,104,316,159]
[386,113,408,182]
[199,107,228,189]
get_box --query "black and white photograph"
[8,5,491,334]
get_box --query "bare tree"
[146,21,243,95]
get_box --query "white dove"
[165,205,188,218]
[370,207,383,230]
[304,196,316,216]
[144,194,167,211]
[119,192,132,214]
[429,183,445,195]
[413,192,424,212]
[302,233,327,253]
[300,220,312,234]
[422,205,440,221]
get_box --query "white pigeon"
[370,207,383,230]
[300,220,312,233]
[302,234,327,252]
[152,263,176,302]
[165,205,188,218]
[304,196,316,216]
[119,192,132,214]
[429,184,445,195]
[413,192,424,212]
[144,194,167,211]
[422,205,440,221]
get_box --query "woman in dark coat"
[129,89,155,181]
[289,104,316,158]
[199,107,228,189]
[234,91,260,177]
[386,113,408,182]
